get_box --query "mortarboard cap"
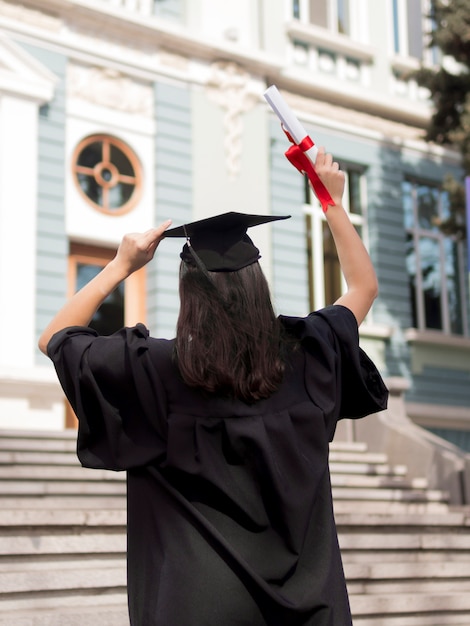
[163,212,291,272]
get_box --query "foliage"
[414,0,470,238]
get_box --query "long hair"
[174,261,286,403]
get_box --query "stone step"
[350,592,470,616]
[0,466,124,481]
[333,499,450,515]
[353,614,470,626]
[0,451,78,466]
[0,433,76,453]
[330,441,369,452]
[336,510,469,526]
[0,480,126,496]
[338,531,470,551]
[0,565,126,594]
[0,556,126,573]
[0,496,126,509]
[0,509,126,527]
[332,486,448,502]
[0,593,128,624]
[344,560,470,581]
[331,473,428,489]
[349,579,470,595]
[329,461,408,476]
[329,450,388,464]
[342,550,470,564]
[0,531,126,556]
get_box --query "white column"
[0,95,39,368]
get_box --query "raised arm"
[38,220,172,355]
[313,148,378,326]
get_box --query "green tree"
[414,0,470,237]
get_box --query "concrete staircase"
[0,430,128,626]
[332,442,470,626]
[0,431,469,625]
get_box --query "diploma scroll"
[263,85,334,212]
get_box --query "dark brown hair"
[174,262,285,403]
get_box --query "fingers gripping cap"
[163,212,291,272]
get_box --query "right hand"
[112,219,172,277]
[313,147,345,207]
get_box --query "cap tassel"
[183,224,213,280]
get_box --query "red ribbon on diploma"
[283,129,334,213]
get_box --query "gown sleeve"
[47,324,168,471]
[281,305,388,440]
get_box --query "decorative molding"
[67,61,153,116]
[0,33,57,103]
[206,61,258,181]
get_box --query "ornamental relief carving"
[67,62,153,117]
[206,61,258,181]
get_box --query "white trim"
[286,20,375,62]
[405,328,470,350]
[0,33,57,103]
[407,402,470,431]
[360,324,394,340]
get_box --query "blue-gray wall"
[149,81,193,338]
[19,44,68,365]
[269,119,309,317]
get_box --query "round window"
[72,135,142,215]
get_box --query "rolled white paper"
[263,85,318,164]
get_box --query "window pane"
[417,184,439,231]
[348,170,362,215]
[111,145,135,177]
[392,0,400,53]
[109,183,134,209]
[76,263,124,335]
[153,0,183,21]
[293,0,300,19]
[405,232,418,327]
[419,237,442,330]
[403,180,414,229]
[407,0,423,59]
[310,0,328,27]
[77,173,102,205]
[337,0,350,35]
[445,239,463,334]
[322,222,342,305]
[77,142,101,169]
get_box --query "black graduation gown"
[47,304,388,626]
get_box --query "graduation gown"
[48,305,388,626]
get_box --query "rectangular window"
[66,243,147,428]
[305,165,367,312]
[153,0,184,22]
[69,243,147,333]
[403,179,466,335]
[391,0,439,62]
[296,0,351,36]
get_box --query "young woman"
[39,148,388,626]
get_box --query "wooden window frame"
[72,134,143,215]
[65,243,147,428]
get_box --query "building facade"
[0,0,469,451]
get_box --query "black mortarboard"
[163,212,291,272]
